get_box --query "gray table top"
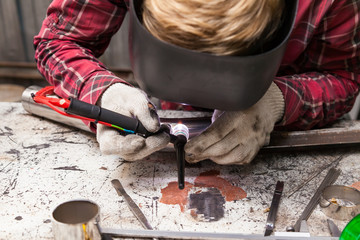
[1,102,359,239]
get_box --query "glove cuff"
[262,82,285,123]
[97,83,132,107]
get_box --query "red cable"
[32,86,113,128]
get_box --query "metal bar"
[264,181,284,236]
[326,219,341,237]
[266,126,360,150]
[286,155,344,198]
[100,227,339,240]
[111,179,153,230]
[293,168,341,232]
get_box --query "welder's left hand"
[96,83,170,161]
[184,83,284,165]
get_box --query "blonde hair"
[142,0,284,56]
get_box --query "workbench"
[1,102,359,239]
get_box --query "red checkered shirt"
[34,0,360,131]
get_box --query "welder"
[34,0,360,165]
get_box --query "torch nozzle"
[171,123,190,140]
[170,124,189,190]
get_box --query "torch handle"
[66,98,151,136]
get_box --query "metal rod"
[175,138,186,189]
[264,181,284,236]
[292,168,341,232]
[111,179,153,230]
[100,227,339,240]
[326,219,341,237]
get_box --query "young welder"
[34,0,360,165]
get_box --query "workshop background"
[0,0,134,102]
[1,0,360,119]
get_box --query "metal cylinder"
[21,85,91,132]
[52,199,101,240]
[21,85,211,138]
[320,185,360,221]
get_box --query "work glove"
[96,83,170,161]
[185,82,284,165]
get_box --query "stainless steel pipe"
[21,85,212,138]
[22,85,91,132]
[52,199,101,240]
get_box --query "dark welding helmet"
[129,0,298,110]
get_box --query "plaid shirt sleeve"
[274,0,360,130]
[34,0,129,120]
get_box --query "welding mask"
[129,0,298,111]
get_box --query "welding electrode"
[65,97,151,136]
[170,124,189,190]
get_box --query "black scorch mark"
[22,144,50,150]
[0,126,13,136]
[53,166,85,171]
[5,149,20,155]
[188,187,225,222]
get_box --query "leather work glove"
[185,82,284,165]
[96,83,170,161]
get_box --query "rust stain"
[194,170,247,201]
[350,181,360,191]
[160,181,194,212]
[160,170,247,211]
[190,209,197,218]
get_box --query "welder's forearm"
[34,39,129,132]
[34,0,127,104]
[274,72,359,130]
[34,39,106,99]
[34,40,127,104]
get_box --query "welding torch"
[169,124,189,190]
[32,86,188,189]
[67,98,189,189]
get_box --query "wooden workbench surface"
[1,102,359,239]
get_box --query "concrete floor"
[2,102,359,239]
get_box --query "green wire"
[111,124,135,134]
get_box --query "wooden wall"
[1,0,359,118]
[0,0,131,69]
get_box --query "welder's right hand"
[184,82,284,165]
[96,83,170,161]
